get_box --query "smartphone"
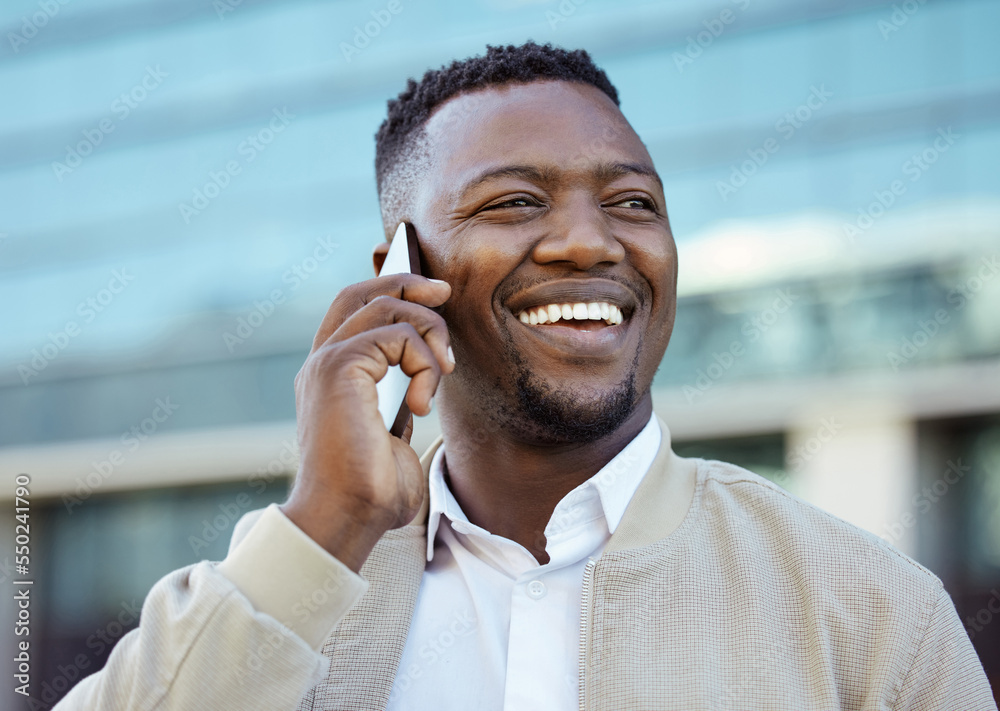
[375,222,422,437]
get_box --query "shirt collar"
[425,412,661,562]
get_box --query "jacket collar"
[606,416,697,553]
[408,415,696,552]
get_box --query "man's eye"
[612,198,654,210]
[486,197,535,209]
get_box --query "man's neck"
[436,395,654,564]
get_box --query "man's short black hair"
[374,41,620,207]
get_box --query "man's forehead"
[424,79,630,143]
[419,80,653,192]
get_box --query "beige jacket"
[56,419,996,710]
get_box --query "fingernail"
[427,397,435,412]
[428,278,446,284]
[447,346,455,364]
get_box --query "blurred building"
[1,0,997,705]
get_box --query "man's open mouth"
[515,302,623,328]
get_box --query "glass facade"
[2,0,998,704]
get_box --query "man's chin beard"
[449,323,645,445]
[477,339,642,445]
[507,367,639,445]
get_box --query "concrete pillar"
[788,411,919,556]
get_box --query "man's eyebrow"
[458,161,663,198]
[460,165,556,196]
[595,161,663,189]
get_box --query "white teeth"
[516,301,626,327]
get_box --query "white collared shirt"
[386,413,661,711]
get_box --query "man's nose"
[530,200,625,270]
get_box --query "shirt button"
[526,580,547,600]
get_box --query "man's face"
[409,80,677,444]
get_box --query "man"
[57,42,994,710]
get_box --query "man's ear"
[373,242,390,276]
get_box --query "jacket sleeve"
[54,504,369,711]
[893,584,997,711]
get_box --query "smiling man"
[56,43,994,711]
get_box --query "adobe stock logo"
[885,255,998,370]
[62,397,180,513]
[787,418,843,470]
[672,0,751,72]
[340,0,403,63]
[878,0,927,40]
[683,288,799,402]
[881,458,971,546]
[51,66,168,181]
[177,107,294,223]
[716,85,833,201]
[546,0,588,30]
[17,268,136,385]
[965,589,1000,640]
[842,127,958,243]
[222,234,338,352]
[213,0,243,20]
[7,0,71,54]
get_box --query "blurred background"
[1,0,998,705]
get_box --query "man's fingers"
[329,297,453,375]
[338,323,443,417]
[390,327,442,417]
[311,275,451,352]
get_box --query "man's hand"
[279,274,453,572]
